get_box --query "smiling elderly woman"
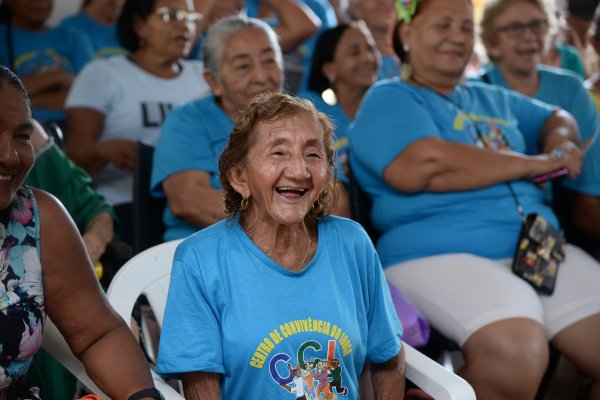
[0,65,159,400]
[155,92,405,399]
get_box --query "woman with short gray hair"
[151,15,285,241]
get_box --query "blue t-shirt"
[349,79,557,266]
[156,216,402,399]
[556,43,586,79]
[0,24,94,122]
[59,12,126,59]
[474,64,599,141]
[298,89,350,185]
[378,54,401,81]
[151,96,233,241]
[473,64,600,197]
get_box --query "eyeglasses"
[153,7,203,23]
[497,19,548,38]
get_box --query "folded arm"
[66,108,137,174]
[383,110,583,193]
[162,170,228,228]
[83,211,115,264]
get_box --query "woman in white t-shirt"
[65,0,211,243]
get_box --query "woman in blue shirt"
[156,92,404,399]
[349,0,600,398]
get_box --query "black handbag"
[511,212,566,295]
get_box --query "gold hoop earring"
[240,197,249,211]
[311,199,323,214]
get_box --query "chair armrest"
[43,319,184,399]
[152,371,185,399]
[404,342,476,400]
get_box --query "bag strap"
[505,182,527,223]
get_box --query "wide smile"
[275,186,309,199]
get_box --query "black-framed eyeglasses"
[497,18,548,38]
[153,7,203,23]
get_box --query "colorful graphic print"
[0,187,44,390]
[249,318,352,399]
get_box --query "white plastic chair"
[107,240,476,400]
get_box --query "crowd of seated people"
[65,0,211,244]
[0,0,94,127]
[1,0,600,398]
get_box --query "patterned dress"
[0,187,44,399]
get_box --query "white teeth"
[278,187,307,192]
[0,175,11,181]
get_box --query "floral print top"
[0,187,45,389]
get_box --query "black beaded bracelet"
[128,387,165,400]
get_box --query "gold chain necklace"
[296,234,312,272]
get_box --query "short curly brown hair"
[218,92,338,220]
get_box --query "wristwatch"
[128,388,165,400]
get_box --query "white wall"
[48,0,84,26]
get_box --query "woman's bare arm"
[37,189,154,398]
[261,0,321,53]
[162,170,228,228]
[66,107,137,174]
[183,371,222,400]
[371,348,405,400]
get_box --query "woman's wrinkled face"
[487,2,548,75]
[325,25,379,92]
[0,86,34,211]
[238,112,331,227]
[403,0,474,84]
[135,0,197,60]
[210,29,284,119]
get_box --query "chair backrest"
[347,164,381,243]
[106,239,183,328]
[133,142,167,255]
[106,239,185,399]
[42,121,65,148]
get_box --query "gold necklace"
[296,234,312,271]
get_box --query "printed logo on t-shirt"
[14,49,71,76]
[141,102,173,128]
[249,317,351,399]
[453,113,512,151]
